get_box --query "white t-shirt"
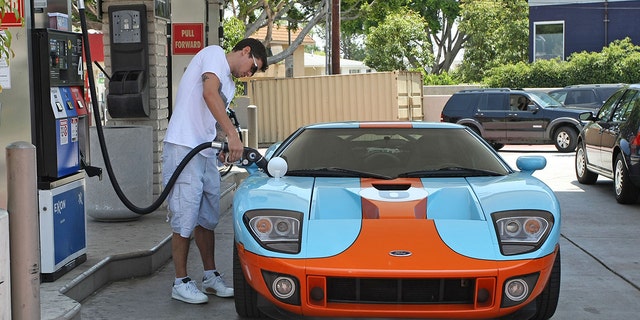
[165,45,236,158]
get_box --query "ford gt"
[233,121,561,320]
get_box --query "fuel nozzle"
[210,141,267,171]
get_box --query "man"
[162,38,268,304]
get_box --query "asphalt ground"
[77,144,640,319]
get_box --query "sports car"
[233,121,561,320]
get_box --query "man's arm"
[201,72,243,162]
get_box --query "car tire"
[614,153,640,204]
[491,143,505,151]
[553,126,578,152]
[529,249,561,320]
[233,243,264,318]
[575,143,598,184]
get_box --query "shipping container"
[246,71,423,145]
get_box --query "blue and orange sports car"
[233,121,561,320]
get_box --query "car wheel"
[553,126,578,152]
[614,153,639,204]
[491,143,505,151]
[529,250,561,320]
[233,244,264,318]
[575,143,598,184]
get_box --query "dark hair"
[232,38,269,72]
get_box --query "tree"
[407,0,467,74]
[71,0,101,30]
[364,9,433,72]
[226,0,331,65]
[339,0,466,74]
[457,0,529,83]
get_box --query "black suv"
[575,84,640,203]
[548,83,624,110]
[440,88,590,152]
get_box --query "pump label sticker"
[71,117,78,142]
[59,119,69,145]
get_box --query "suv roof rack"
[458,88,513,93]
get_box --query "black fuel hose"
[78,1,231,215]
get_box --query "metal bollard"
[7,141,41,320]
[247,105,258,149]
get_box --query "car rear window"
[444,93,480,112]
[596,87,622,101]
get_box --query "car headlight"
[492,210,554,255]
[243,209,302,254]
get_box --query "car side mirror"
[516,155,546,174]
[579,111,596,121]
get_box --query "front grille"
[326,277,475,304]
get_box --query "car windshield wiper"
[398,167,503,177]
[287,167,393,180]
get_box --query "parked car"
[233,121,561,320]
[575,84,640,203]
[548,83,624,110]
[441,88,590,152]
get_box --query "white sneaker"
[202,273,234,297]
[172,277,208,304]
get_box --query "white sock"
[203,270,218,280]
[174,276,189,286]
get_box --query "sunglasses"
[250,54,258,75]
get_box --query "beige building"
[252,25,316,78]
[251,26,373,78]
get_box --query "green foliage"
[424,72,457,85]
[222,17,246,53]
[527,58,568,87]
[457,0,529,83]
[617,53,640,84]
[222,17,248,98]
[483,62,531,88]
[364,9,433,72]
[481,37,640,88]
[0,0,24,62]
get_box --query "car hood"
[234,173,560,261]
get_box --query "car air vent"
[372,184,411,191]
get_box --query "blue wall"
[529,0,640,61]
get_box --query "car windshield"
[528,91,563,108]
[277,127,510,178]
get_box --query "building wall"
[529,0,640,61]
[101,0,169,198]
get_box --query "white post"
[0,209,10,319]
[247,105,258,149]
[7,141,40,320]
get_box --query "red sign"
[172,23,204,55]
[1,0,24,28]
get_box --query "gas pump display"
[33,29,86,180]
[32,28,88,281]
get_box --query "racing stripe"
[360,178,427,219]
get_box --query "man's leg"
[194,225,215,270]
[172,232,191,278]
[163,143,208,304]
[170,231,208,304]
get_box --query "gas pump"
[32,28,89,282]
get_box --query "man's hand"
[225,134,244,163]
